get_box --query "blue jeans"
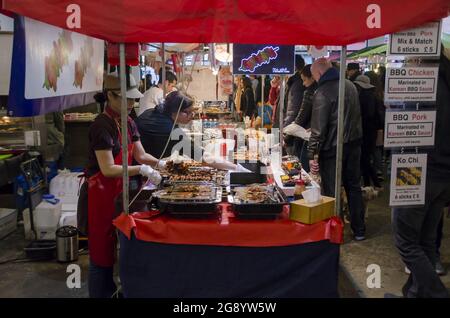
[88,261,117,298]
[392,177,450,298]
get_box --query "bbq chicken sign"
[233,45,295,75]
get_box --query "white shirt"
[138,86,163,116]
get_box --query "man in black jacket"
[282,55,306,155]
[353,75,382,188]
[390,48,450,298]
[307,58,365,240]
[273,55,305,129]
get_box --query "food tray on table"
[164,167,227,186]
[228,184,288,219]
[281,155,302,176]
[152,183,222,218]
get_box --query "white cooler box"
[0,208,18,239]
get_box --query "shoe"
[436,260,447,276]
[354,235,366,241]
[405,266,411,274]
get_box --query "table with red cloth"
[114,206,343,298]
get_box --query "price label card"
[385,66,439,103]
[390,153,427,207]
[384,110,436,148]
[388,21,442,57]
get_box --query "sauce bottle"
[294,179,306,200]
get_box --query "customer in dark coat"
[294,64,317,171]
[390,47,450,298]
[353,75,381,188]
[240,76,257,118]
[347,62,361,82]
[273,55,305,130]
[365,70,386,180]
[308,58,365,240]
[281,55,305,155]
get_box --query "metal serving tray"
[153,183,223,217]
[228,184,288,218]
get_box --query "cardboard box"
[289,196,335,224]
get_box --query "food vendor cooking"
[136,90,249,171]
[77,74,166,298]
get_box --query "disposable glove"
[139,164,162,185]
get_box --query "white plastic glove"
[139,164,162,185]
[156,160,167,171]
[235,163,252,173]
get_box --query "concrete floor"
[340,188,450,298]
[0,191,448,298]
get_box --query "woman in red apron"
[78,74,165,298]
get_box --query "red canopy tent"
[2,0,449,214]
[2,0,449,45]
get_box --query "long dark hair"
[242,76,253,90]
[301,64,313,78]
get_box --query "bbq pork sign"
[233,44,295,75]
[385,66,439,102]
[388,21,442,57]
[384,110,436,148]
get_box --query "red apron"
[87,110,134,267]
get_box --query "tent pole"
[261,75,265,127]
[334,46,347,216]
[119,43,129,215]
[162,43,166,96]
[279,76,286,165]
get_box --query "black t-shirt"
[86,113,140,177]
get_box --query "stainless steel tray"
[153,183,222,204]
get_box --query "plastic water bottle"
[33,194,62,240]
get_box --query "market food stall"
[2,0,449,298]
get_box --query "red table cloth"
[114,205,343,247]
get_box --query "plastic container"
[33,194,62,240]
[0,208,18,239]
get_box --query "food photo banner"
[232,45,295,75]
[7,16,104,117]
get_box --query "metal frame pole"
[261,75,265,127]
[334,46,347,216]
[162,43,166,96]
[279,76,286,164]
[119,43,129,215]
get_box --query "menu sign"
[390,154,427,206]
[384,110,436,148]
[388,21,442,57]
[385,66,439,102]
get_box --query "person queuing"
[307,58,366,241]
[364,70,386,183]
[293,64,317,171]
[282,56,306,155]
[390,47,450,298]
[353,75,382,189]
[136,91,249,172]
[240,76,257,118]
[138,70,178,116]
[77,74,165,298]
[346,62,361,82]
